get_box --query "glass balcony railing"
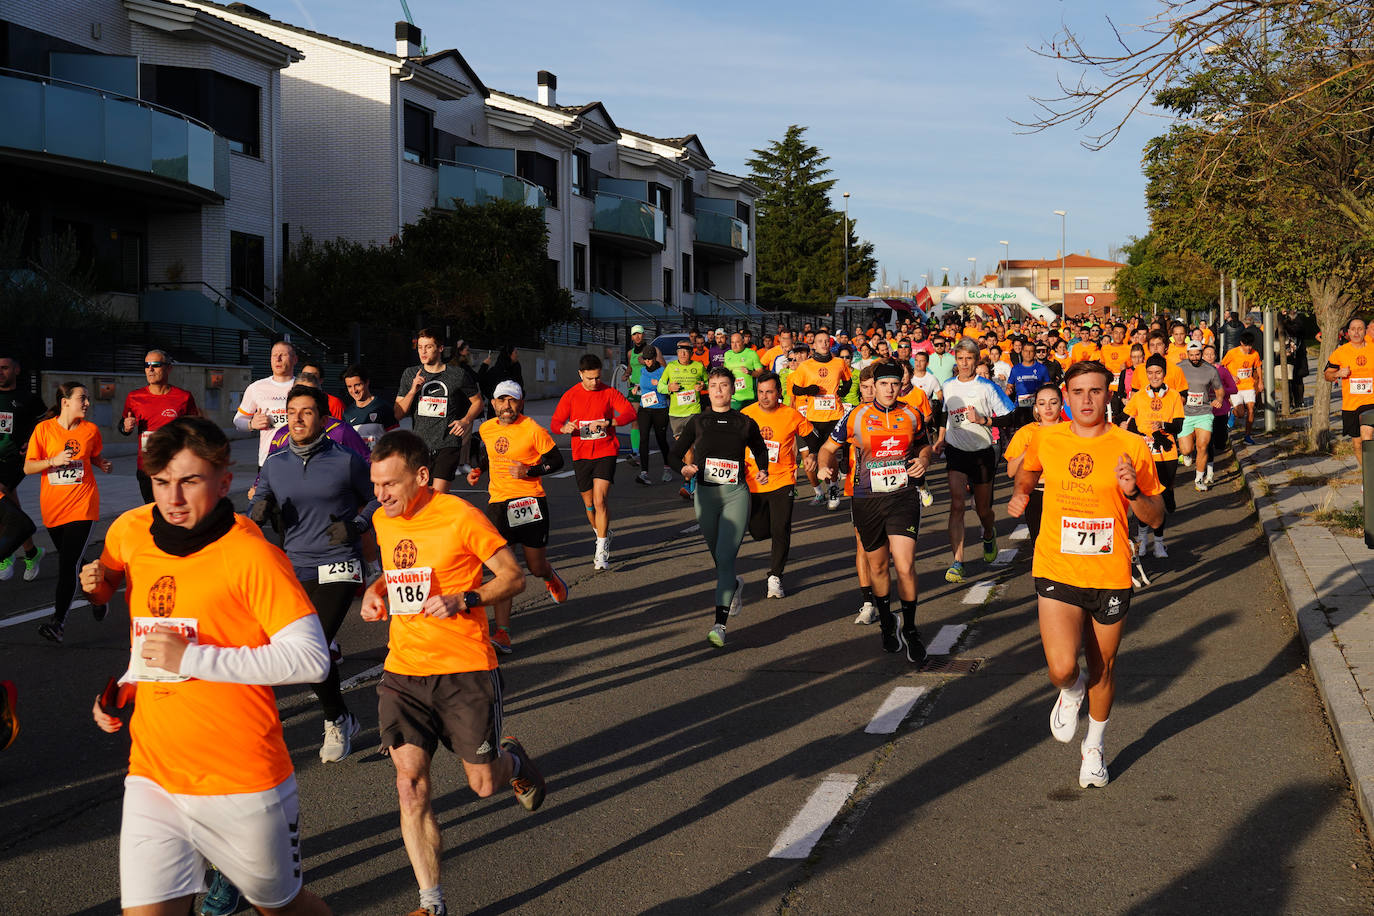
[694,209,749,255]
[592,192,666,247]
[0,69,229,198]
[436,162,549,210]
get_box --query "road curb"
[1237,447,1374,841]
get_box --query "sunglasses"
[144,361,167,369]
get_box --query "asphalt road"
[1,440,1372,915]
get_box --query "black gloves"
[326,513,365,546]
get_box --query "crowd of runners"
[1,306,1372,915]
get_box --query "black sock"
[860,586,875,604]
[714,606,730,626]
[874,592,891,616]
[900,599,918,630]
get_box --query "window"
[682,176,694,215]
[1074,277,1090,291]
[230,232,265,300]
[736,201,751,224]
[403,103,434,165]
[546,258,560,289]
[571,152,590,197]
[663,269,673,305]
[517,151,559,206]
[681,253,692,293]
[1049,278,1060,291]
[744,273,753,304]
[651,184,672,227]
[141,65,261,156]
[573,243,587,292]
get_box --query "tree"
[746,126,877,310]
[1113,232,1217,317]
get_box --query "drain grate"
[920,656,984,675]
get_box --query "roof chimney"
[395,21,421,58]
[537,70,556,107]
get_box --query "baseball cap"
[715,327,726,336]
[677,340,692,351]
[1186,340,1203,351]
[493,381,524,399]
[631,325,645,335]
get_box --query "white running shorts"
[120,774,303,909]
[1229,389,1256,407]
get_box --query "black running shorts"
[573,455,616,493]
[428,446,463,482]
[1342,408,1374,438]
[377,669,503,763]
[851,489,922,553]
[945,444,997,485]
[485,497,550,549]
[1034,577,1132,626]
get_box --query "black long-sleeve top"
[670,408,769,487]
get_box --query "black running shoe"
[903,629,927,666]
[879,610,903,654]
[37,620,63,644]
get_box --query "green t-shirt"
[723,348,763,402]
[658,361,707,417]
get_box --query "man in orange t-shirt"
[743,372,820,597]
[364,429,545,916]
[84,417,333,915]
[1221,331,1263,444]
[1009,361,1164,790]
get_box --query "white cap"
[493,381,524,400]
[715,327,726,336]
[631,324,645,335]
[1186,340,1203,351]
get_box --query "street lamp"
[842,192,850,297]
[998,240,1009,286]
[967,257,977,288]
[1053,210,1067,319]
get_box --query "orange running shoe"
[545,569,568,604]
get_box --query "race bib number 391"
[506,496,543,527]
[385,567,433,615]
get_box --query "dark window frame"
[663,267,673,306]
[651,183,672,227]
[403,102,435,166]
[681,253,692,293]
[571,151,590,198]
[573,243,587,292]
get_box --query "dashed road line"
[768,773,860,859]
[864,686,927,735]
[991,548,1018,567]
[962,581,996,604]
[926,624,967,656]
[340,663,385,690]
[0,602,87,628]
[680,524,700,534]
[1009,524,1030,541]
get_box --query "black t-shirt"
[0,387,46,465]
[670,408,768,487]
[397,364,480,451]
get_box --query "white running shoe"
[662,468,673,483]
[1180,454,1193,468]
[593,537,609,570]
[1195,474,1207,492]
[854,602,878,625]
[826,483,841,511]
[1152,537,1168,559]
[320,712,361,763]
[1079,744,1109,788]
[1049,684,1084,743]
[1205,466,1215,484]
[810,488,826,506]
[766,575,784,599]
[635,471,651,485]
[729,575,744,616]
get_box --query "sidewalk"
[1236,414,1374,841]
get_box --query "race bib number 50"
[385,567,433,615]
[1060,517,1114,555]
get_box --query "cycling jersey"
[830,402,930,499]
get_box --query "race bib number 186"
[385,567,433,615]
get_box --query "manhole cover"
[920,656,983,675]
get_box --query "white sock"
[1062,671,1086,702]
[419,885,445,912]
[1084,716,1109,749]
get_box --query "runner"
[29,383,112,644]
[1323,317,1374,469]
[1004,384,1063,547]
[234,340,297,469]
[790,331,852,509]
[363,430,545,916]
[466,381,569,654]
[395,328,483,493]
[849,366,881,623]
[121,349,200,503]
[1124,355,1184,558]
[724,331,765,410]
[742,373,820,599]
[933,339,1015,583]
[298,363,344,419]
[820,361,934,661]
[1008,340,1051,429]
[342,363,398,452]
[633,347,674,485]
[1221,331,1263,446]
[1203,343,1238,476]
[620,326,649,462]
[1007,360,1165,789]
[670,367,769,648]
[83,416,333,915]
[250,385,375,762]
[1176,341,1225,488]
[551,354,637,570]
[660,342,708,500]
[0,353,47,581]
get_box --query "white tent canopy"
[937,287,1058,325]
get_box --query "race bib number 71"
[1060,517,1114,555]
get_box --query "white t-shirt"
[234,376,296,465]
[941,375,1014,452]
[910,371,941,404]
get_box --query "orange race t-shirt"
[1130,362,1187,394]
[1023,423,1163,589]
[101,505,318,795]
[1221,347,1262,390]
[1098,343,1132,388]
[372,492,507,676]
[1071,341,1101,364]
[1166,342,1188,365]
[742,403,814,492]
[1124,386,1185,461]
[1327,342,1374,411]
[789,357,851,423]
[27,417,102,527]
[900,385,934,421]
[477,414,557,502]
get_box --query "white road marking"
[681,524,700,534]
[962,581,996,604]
[1009,524,1030,541]
[551,470,576,478]
[991,548,1018,567]
[864,686,927,735]
[769,773,859,859]
[926,624,967,656]
[339,663,385,690]
[0,602,87,628]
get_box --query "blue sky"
[269,0,1169,291]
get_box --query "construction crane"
[398,0,428,54]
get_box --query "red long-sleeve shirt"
[551,383,637,461]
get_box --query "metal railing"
[145,281,330,356]
[591,191,665,246]
[435,160,549,210]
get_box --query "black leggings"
[748,487,794,577]
[0,497,36,561]
[1153,459,1178,536]
[636,408,673,475]
[301,578,356,720]
[50,519,93,626]
[1209,414,1229,459]
[1026,489,1044,544]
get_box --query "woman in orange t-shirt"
[26,382,112,643]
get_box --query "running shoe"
[901,615,927,666]
[199,867,241,916]
[490,626,513,655]
[853,602,878,625]
[729,576,744,617]
[91,603,108,622]
[944,562,965,584]
[826,483,841,511]
[1050,684,1084,743]
[982,536,997,564]
[1243,435,1256,445]
[501,735,546,811]
[1179,454,1192,468]
[0,557,13,581]
[0,680,17,751]
[319,712,361,763]
[707,623,727,648]
[661,469,673,483]
[22,547,42,582]
[1152,537,1168,559]
[918,487,933,508]
[407,906,447,916]
[1205,466,1215,485]
[635,471,651,486]
[878,610,904,654]
[679,486,692,501]
[37,620,62,644]
[1227,414,1235,429]
[766,575,784,599]
[1195,477,1208,492]
[1079,744,1109,788]
[593,537,609,571]
[545,569,568,604]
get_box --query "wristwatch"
[462,590,482,610]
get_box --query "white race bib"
[318,558,363,584]
[734,376,748,391]
[577,420,607,441]
[0,412,12,435]
[703,457,740,485]
[140,430,153,454]
[868,462,909,493]
[47,463,84,486]
[385,567,433,615]
[130,616,198,683]
[417,395,447,418]
[267,408,287,427]
[506,496,543,527]
[1059,517,1115,555]
[1350,378,1373,395]
[1186,391,1205,407]
[813,396,837,412]
[675,390,698,407]
[765,439,780,464]
[639,390,660,408]
[1238,367,1252,380]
